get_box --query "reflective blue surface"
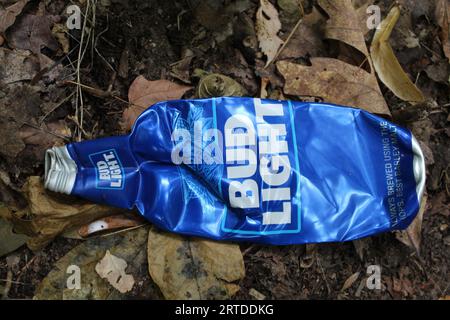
[67,98,421,244]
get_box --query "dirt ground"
[0,0,449,299]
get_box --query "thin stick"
[65,80,130,105]
[40,92,75,124]
[265,1,304,68]
[1,270,12,298]
[265,18,303,68]
[21,122,71,141]
[75,0,91,141]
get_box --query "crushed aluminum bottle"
[44,98,425,244]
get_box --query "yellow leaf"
[5,176,123,250]
[147,227,245,300]
[370,6,425,102]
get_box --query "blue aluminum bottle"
[45,98,425,244]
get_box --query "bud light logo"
[89,149,124,189]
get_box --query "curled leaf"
[341,272,361,291]
[196,72,247,98]
[395,194,427,253]
[370,6,425,102]
[78,214,146,238]
[6,176,124,250]
[0,0,29,34]
[256,0,284,66]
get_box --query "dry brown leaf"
[278,7,327,60]
[19,120,70,159]
[396,194,427,253]
[0,0,29,34]
[370,6,425,103]
[122,75,192,131]
[0,47,39,84]
[7,14,60,55]
[256,0,284,66]
[51,23,69,54]
[435,0,450,60]
[277,58,390,116]
[4,176,124,250]
[341,271,360,291]
[147,227,245,300]
[0,84,42,159]
[354,0,376,37]
[95,250,135,294]
[0,212,29,258]
[34,227,159,300]
[317,0,369,57]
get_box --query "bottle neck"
[45,146,77,194]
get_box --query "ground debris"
[147,226,245,300]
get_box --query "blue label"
[213,99,302,235]
[89,149,124,190]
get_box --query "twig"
[1,270,12,298]
[316,256,331,295]
[16,256,37,282]
[265,1,304,68]
[0,279,31,285]
[39,91,75,124]
[94,14,116,73]
[30,44,80,85]
[74,0,91,141]
[21,122,71,141]
[64,80,129,105]
[242,244,256,256]
[265,18,303,69]
[177,9,188,31]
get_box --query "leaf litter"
[277,58,389,115]
[95,250,135,294]
[370,5,425,103]
[122,75,192,131]
[256,0,284,66]
[147,227,245,300]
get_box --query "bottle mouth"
[411,135,426,203]
[44,146,77,194]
